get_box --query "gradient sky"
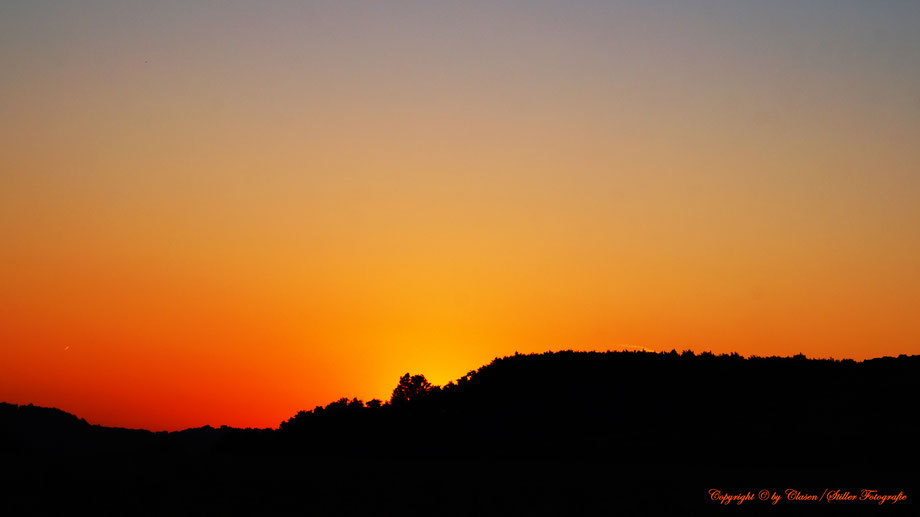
[2,1,919,430]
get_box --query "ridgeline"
[3,350,917,516]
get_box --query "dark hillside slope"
[279,351,920,467]
[3,351,918,516]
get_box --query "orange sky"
[2,1,919,430]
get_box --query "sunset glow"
[2,1,919,430]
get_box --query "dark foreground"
[3,351,918,515]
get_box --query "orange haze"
[2,2,919,430]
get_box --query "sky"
[2,1,919,430]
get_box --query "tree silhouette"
[4,351,920,516]
[390,373,433,405]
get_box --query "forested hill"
[277,350,920,465]
[4,350,919,465]
[3,351,918,516]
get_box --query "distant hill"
[3,350,917,516]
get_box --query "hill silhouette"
[2,350,917,516]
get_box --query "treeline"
[3,350,918,516]
[4,350,920,466]
[272,350,920,466]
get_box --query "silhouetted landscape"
[3,351,917,515]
